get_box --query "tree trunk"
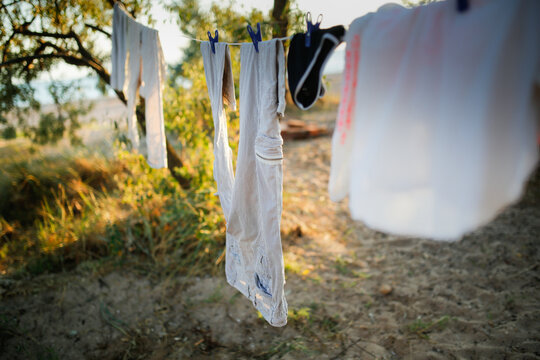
[272,0,289,38]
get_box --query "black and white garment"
[287,25,346,110]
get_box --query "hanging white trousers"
[111,3,168,169]
[201,39,288,327]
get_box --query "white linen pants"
[201,39,288,327]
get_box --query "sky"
[156,0,392,64]
[46,0,392,80]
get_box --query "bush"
[0,142,225,276]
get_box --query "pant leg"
[232,39,288,327]
[124,21,142,151]
[201,42,236,219]
[201,42,245,291]
[253,39,288,327]
[224,43,259,299]
[111,3,128,91]
[140,27,167,169]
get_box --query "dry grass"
[0,139,226,277]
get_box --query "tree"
[168,0,302,67]
[272,0,289,38]
[1,0,301,189]
[0,0,189,188]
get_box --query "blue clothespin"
[305,12,323,47]
[247,23,262,53]
[207,30,219,54]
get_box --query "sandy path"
[1,136,539,359]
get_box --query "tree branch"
[66,30,92,58]
[14,28,74,39]
[2,32,17,62]
[37,40,65,54]
[12,26,106,75]
[84,23,111,37]
[0,53,65,68]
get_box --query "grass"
[0,313,60,360]
[407,315,451,339]
[204,285,224,303]
[255,337,312,359]
[334,255,352,275]
[288,307,311,322]
[0,138,226,277]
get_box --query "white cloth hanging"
[201,40,288,327]
[329,0,540,240]
[111,3,168,169]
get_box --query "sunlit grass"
[0,139,226,277]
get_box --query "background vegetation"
[0,0,303,277]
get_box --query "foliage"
[0,139,225,276]
[407,315,451,339]
[167,0,304,77]
[31,80,93,144]
[0,0,304,276]
[165,0,304,173]
[0,0,189,185]
[0,0,153,141]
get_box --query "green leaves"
[0,0,152,144]
[23,80,92,145]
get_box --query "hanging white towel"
[329,0,540,240]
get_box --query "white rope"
[179,33,293,45]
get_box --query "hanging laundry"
[111,3,168,169]
[287,25,345,110]
[329,0,540,240]
[201,39,288,327]
[111,3,128,91]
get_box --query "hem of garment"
[146,159,168,169]
[347,156,540,241]
[226,277,287,327]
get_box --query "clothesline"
[179,33,293,45]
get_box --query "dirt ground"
[1,115,540,359]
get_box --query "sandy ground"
[1,128,539,359]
